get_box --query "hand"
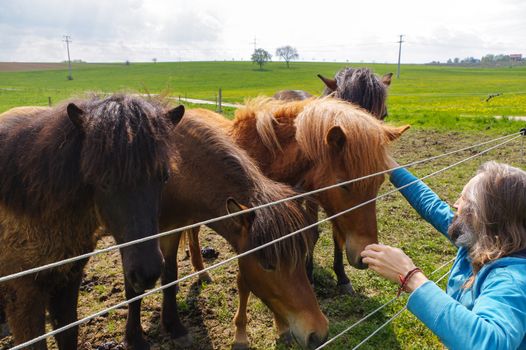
[361,244,428,292]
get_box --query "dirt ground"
[0,128,522,350]
[0,62,68,72]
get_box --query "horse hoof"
[231,342,249,350]
[172,333,193,348]
[277,331,293,346]
[338,283,355,295]
[199,272,213,284]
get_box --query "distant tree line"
[428,53,524,67]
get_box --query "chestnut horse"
[0,95,182,349]
[272,67,393,292]
[124,108,328,350]
[186,97,408,294]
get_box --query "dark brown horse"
[274,66,392,120]
[0,95,183,349]
[318,67,392,120]
[186,98,408,295]
[124,109,329,350]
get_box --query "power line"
[63,35,73,80]
[396,34,404,78]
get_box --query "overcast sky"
[1,0,525,64]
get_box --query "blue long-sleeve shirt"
[390,168,526,350]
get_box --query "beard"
[448,214,477,249]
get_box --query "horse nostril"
[307,332,327,349]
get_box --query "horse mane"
[0,94,173,216]
[323,67,387,118]
[295,97,392,190]
[236,97,311,156]
[181,111,310,269]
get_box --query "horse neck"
[230,113,312,186]
[161,121,257,247]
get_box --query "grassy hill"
[1,61,525,132]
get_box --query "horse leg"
[333,234,354,294]
[124,276,149,350]
[161,234,192,347]
[4,280,47,350]
[48,265,84,350]
[305,200,320,285]
[188,226,212,284]
[232,272,250,350]
[0,299,9,338]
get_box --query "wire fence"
[0,131,520,285]
[2,130,524,350]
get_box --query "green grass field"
[1,61,525,132]
[0,62,525,350]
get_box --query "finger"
[364,243,385,252]
[361,257,376,265]
[361,249,382,258]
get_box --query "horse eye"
[337,180,351,193]
[260,262,276,271]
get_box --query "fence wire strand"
[350,268,453,350]
[0,132,520,285]
[5,133,522,350]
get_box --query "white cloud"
[0,0,525,63]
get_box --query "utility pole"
[396,34,404,79]
[63,35,73,80]
[252,37,257,51]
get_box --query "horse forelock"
[338,68,387,118]
[324,67,387,118]
[295,98,390,190]
[79,94,173,187]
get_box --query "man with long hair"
[362,161,526,349]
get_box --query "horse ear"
[384,125,410,141]
[382,73,393,87]
[226,197,255,231]
[317,74,338,91]
[326,126,346,152]
[166,105,185,126]
[67,103,85,130]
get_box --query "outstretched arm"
[387,158,455,239]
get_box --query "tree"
[152,58,157,64]
[251,48,272,70]
[275,46,299,68]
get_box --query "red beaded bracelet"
[397,267,423,297]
